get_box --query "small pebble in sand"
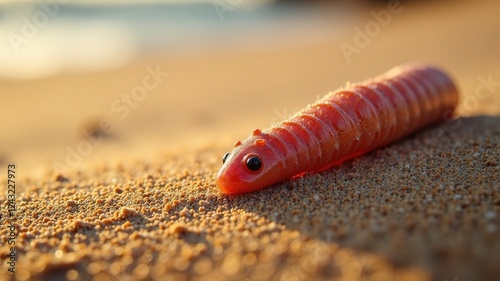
[53,173,68,182]
[170,223,190,235]
[119,207,138,218]
[71,220,92,231]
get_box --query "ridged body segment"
[262,65,458,177]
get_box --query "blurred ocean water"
[0,2,349,80]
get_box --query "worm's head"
[216,130,285,194]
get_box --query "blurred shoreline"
[0,1,349,80]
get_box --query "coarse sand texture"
[1,116,499,281]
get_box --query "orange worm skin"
[216,64,459,194]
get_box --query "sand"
[1,1,500,281]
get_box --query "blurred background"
[0,0,499,176]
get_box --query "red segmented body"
[217,64,459,194]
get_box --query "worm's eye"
[222,153,231,164]
[245,156,262,172]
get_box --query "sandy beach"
[1,1,499,280]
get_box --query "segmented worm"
[217,64,459,194]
